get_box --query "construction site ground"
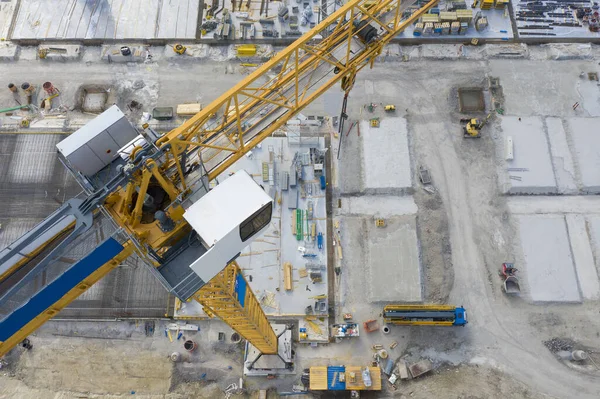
[1,43,600,398]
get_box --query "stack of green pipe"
[296,209,303,240]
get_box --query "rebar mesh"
[0,214,172,320]
[60,254,172,319]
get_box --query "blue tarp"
[327,366,346,390]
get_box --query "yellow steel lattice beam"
[194,262,278,354]
[156,0,438,182]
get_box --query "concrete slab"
[163,44,209,60]
[421,44,462,60]
[339,196,417,217]
[507,196,600,215]
[546,117,577,194]
[461,45,486,61]
[0,43,18,61]
[399,46,421,61]
[484,43,529,59]
[101,45,148,63]
[367,215,422,303]
[565,214,600,300]
[377,43,403,62]
[11,0,198,40]
[29,118,67,130]
[362,117,412,194]
[517,215,581,303]
[156,0,199,39]
[501,116,557,194]
[0,0,17,39]
[575,78,600,117]
[544,44,593,60]
[38,45,82,61]
[567,118,600,193]
[587,216,600,280]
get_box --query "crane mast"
[0,0,437,358]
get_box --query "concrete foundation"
[11,0,198,41]
[38,45,82,61]
[568,118,600,193]
[362,117,412,194]
[565,214,600,300]
[458,88,485,112]
[517,215,581,303]
[546,117,577,194]
[587,216,600,279]
[101,46,148,63]
[243,324,294,377]
[163,44,209,60]
[367,215,422,303]
[421,44,463,60]
[502,116,557,194]
[339,196,417,217]
[0,43,18,61]
[484,43,529,59]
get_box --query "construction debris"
[408,359,433,379]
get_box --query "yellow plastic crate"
[481,0,494,9]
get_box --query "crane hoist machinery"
[0,0,439,372]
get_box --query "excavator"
[461,112,493,138]
[0,0,439,368]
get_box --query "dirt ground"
[0,320,244,398]
[413,187,454,303]
[0,361,553,399]
[388,365,552,399]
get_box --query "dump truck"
[383,304,467,326]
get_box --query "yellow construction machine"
[173,44,187,55]
[461,113,493,138]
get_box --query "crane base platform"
[243,324,295,376]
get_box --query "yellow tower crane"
[0,0,438,359]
